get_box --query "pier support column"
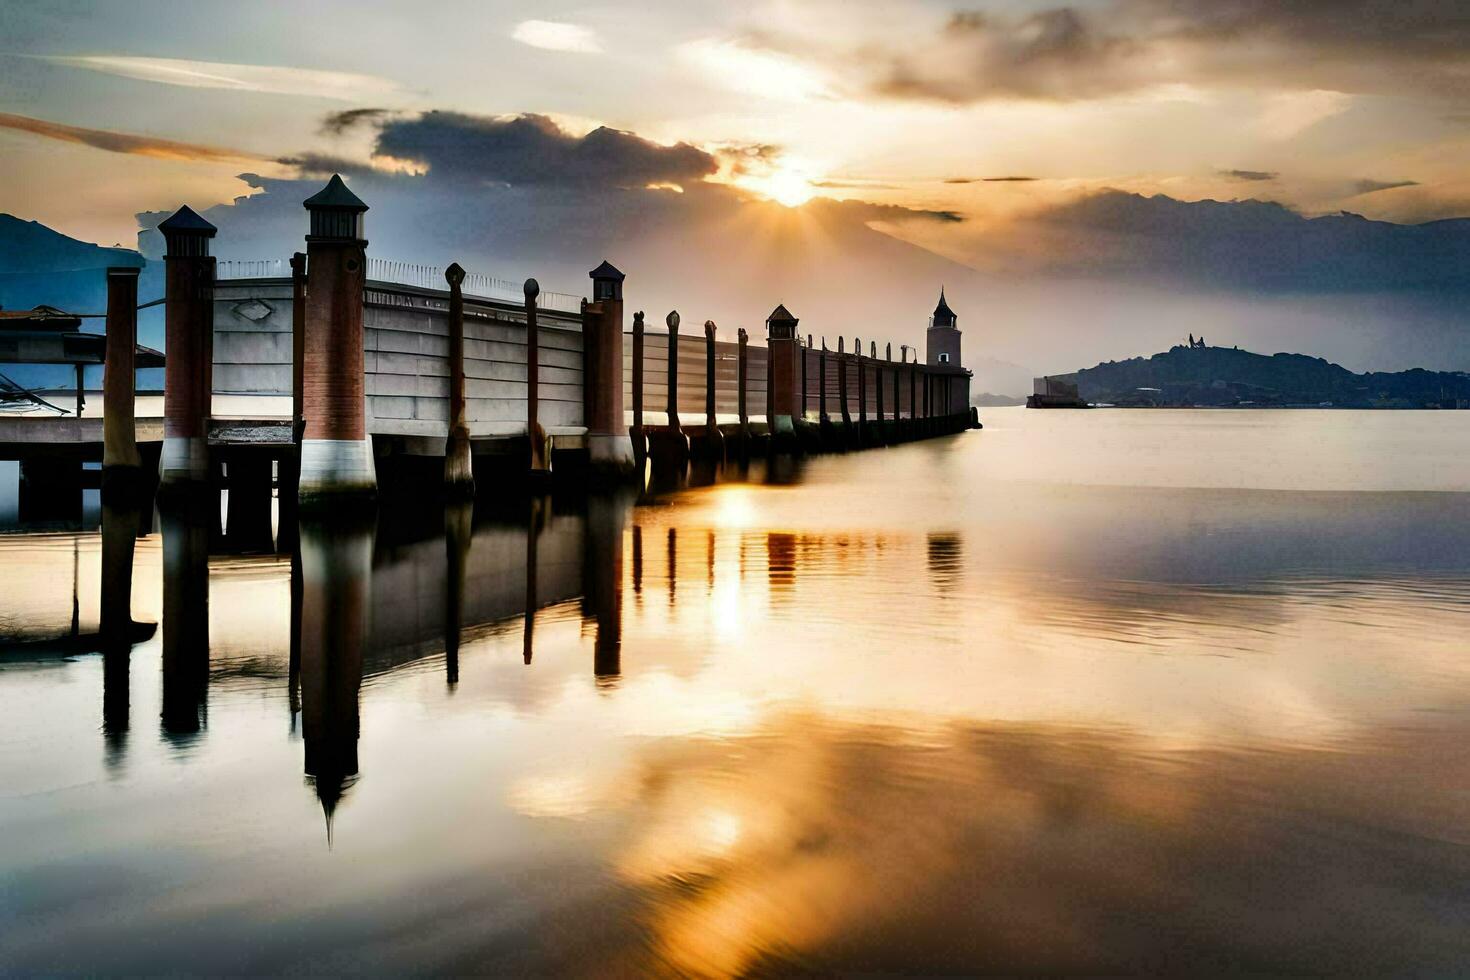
[525,280,551,476]
[443,263,473,494]
[103,266,142,499]
[856,336,867,446]
[583,260,635,471]
[299,174,375,501]
[765,306,800,444]
[158,207,217,487]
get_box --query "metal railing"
[217,259,287,279]
[214,256,583,313]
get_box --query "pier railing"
[216,257,584,314]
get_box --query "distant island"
[1040,340,1470,409]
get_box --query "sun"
[760,169,816,208]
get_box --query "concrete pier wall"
[210,278,586,438]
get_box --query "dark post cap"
[106,266,141,277]
[445,262,466,287]
[303,174,368,212]
[766,303,798,327]
[588,260,624,282]
[524,278,540,299]
[667,310,680,330]
[158,205,218,238]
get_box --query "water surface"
[4,408,1470,975]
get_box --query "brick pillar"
[666,311,681,433]
[103,266,142,486]
[764,305,799,438]
[299,175,375,500]
[526,279,549,473]
[584,260,633,469]
[158,206,216,485]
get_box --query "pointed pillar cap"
[158,205,218,238]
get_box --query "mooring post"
[888,343,898,422]
[856,336,867,445]
[870,340,882,426]
[443,263,473,494]
[909,354,918,435]
[103,266,142,495]
[819,338,828,423]
[801,333,810,421]
[290,252,306,441]
[737,326,749,443]
[525,279,549,475]
[299,174,375,501]
[837,336,851,428]
[584,261,634,471]
[666,311,681,433]
[704,320,718,432]
[631,310,645,457]
[158,206,217,486]
[764,306,800,446]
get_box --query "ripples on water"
[3,409,1470,974]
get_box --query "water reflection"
[298,515,372,840]
[6,422,1470,974]
[160,496,211,739]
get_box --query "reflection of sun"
[713,486,756,528]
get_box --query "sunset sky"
[3,0,1468,379]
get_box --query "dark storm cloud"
[371,111,719,189]
[1353,178,1420,195]
[319,108,394,137]
[1218,169,1279,182]
[814,0,1470,103]
[275,152,376,177]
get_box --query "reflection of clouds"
[598,710,1470,975]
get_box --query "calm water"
[4,408,1470,975]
